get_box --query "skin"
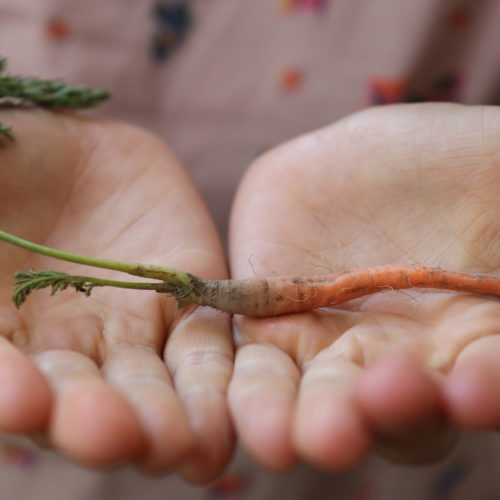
[0,110,234,483]
[229,103,500,470]
[1,103,499,479]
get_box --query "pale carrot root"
[189,265,500,317]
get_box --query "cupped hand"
[0,110,233,482]
[228,103,500,470]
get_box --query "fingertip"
[177,392,236,485]
[103,348,198,472]
[51,381,145,467]
[444,356,500,429]
[228,345,299,471]
[0,351,51,432]
[293,395,372,470]
[235,391,297,471]
[133,397,196,473]
[355,354,440,427]
[354,354,461,464]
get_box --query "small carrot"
[190,265,500,317]
[2,231,500,317]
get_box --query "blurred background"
[1,1,500,499]
[2,0,499,237]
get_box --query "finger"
[355,353,441,426]
[35,350,145,467]
[354,353,458,463]
[102,344,195,472]
[228,342,300,471]
[0,337,51,432]
[293,356,372,470]
[165,308,234,484]
[443,335,500,428]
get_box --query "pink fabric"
[1,0,499,237]
[1,1,500,498]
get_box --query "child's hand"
[0,110,233,483]
[229,103,500,469]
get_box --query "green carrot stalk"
[0,230,196,308]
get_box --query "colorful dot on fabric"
[350,480,376,500]
[208,471,250,498]
[431,462,469,499]
[430,73,462,102]
[45,17,72,40]
[279,0,295,13]
[369,77,407,104]
[296,0,326,11]
[280,66,304,92]
[404,73,464,103]
[448,7,472,30]
[279,0,327,13]
[0,442,38,468]
[151,1,191,62]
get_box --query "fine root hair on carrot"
[190,265,500,317]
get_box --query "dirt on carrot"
[189,265,500,317]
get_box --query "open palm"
[0,110,233,482]
[229,103,500,470]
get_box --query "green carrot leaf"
[13,270,97,308]
[0,56,110,146]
